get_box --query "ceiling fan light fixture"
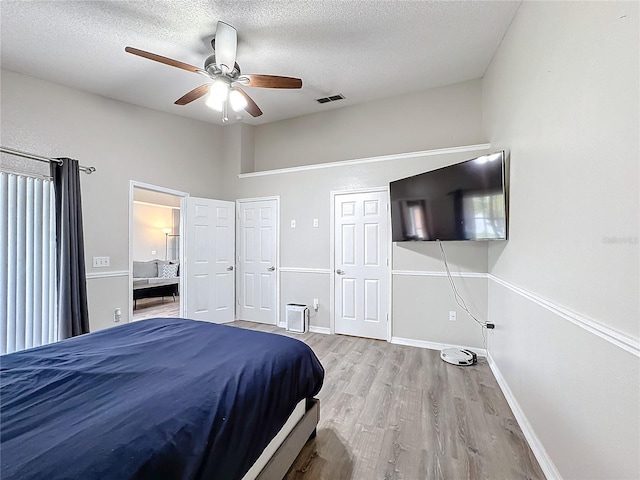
[205,96,224,111]
[126,21,300,119]
[207,76,230,106]
[228,89,248,112]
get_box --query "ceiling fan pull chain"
[222,100,229,123]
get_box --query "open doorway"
[129,181,187,322]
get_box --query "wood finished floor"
[232,320,545,480]
[132,295,180,321]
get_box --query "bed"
[0,318,324,480]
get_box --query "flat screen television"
[390,151,507,242]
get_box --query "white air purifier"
[286,304,309,333]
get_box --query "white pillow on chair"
[160,263,179,278]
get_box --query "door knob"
[227,266,234,271]
[267,266,276,272]
[336,269,346,275]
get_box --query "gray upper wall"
[0,69,226,327]
[484,0,639,338]
[252,79,485,171]
[220,78,488,270]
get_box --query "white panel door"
[334,190,389,340]
[238,199,277,325]
[184,197,235,323]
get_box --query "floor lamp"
[162,228,172,260]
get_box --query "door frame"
[128,180,188,322]
[235,196,281,326]
[330,187,392,341]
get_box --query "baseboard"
[486,353,562,480]
[309,326,330,335]
[390,336,486,357]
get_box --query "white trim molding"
[488,274,640,357]
[309,326,331,335]
[391,336,487,357]
[279,267,332,274]
[392,270,487,279]
[238,143,491,178]
[86,270,129,280]
[487,353,562,480]
[133,200,180,210]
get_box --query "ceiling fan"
[125,21,302,121]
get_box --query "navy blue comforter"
[0,318,324,480]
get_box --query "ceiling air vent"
[316,94,345,104]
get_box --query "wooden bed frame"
[255,398,319,480]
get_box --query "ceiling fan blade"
[214,21,237,74]
[242,74,302,89]
[236,88,263,117]
[125,46,206,75]
[175,84,211,105]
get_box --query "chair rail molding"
[86,270,130,279]
[488,274,639,357]
[279,267,332,274]
[391,270,639,356]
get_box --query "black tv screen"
[390,151,507,241]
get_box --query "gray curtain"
[51,158,90,339]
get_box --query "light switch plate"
[92,256,110,267]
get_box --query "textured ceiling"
[0,1,521,126]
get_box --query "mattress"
[0,318,324,480]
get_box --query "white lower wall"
[488,278,639,479]
[280,270,331,329]
[392,273,488,349]
[85,273,130,332]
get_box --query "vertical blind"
[1,172,58,354]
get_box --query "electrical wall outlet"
[113,308,122,323]
[290,220,296,228]
[92,256,110,267]
[313,219,319,228]
[449,311,457,322]
[313,298,319,311]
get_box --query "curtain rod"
[0,146,96,174]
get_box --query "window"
[462,193,506,240]
[1,172,58,354]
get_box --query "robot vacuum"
[440,348,477,366]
